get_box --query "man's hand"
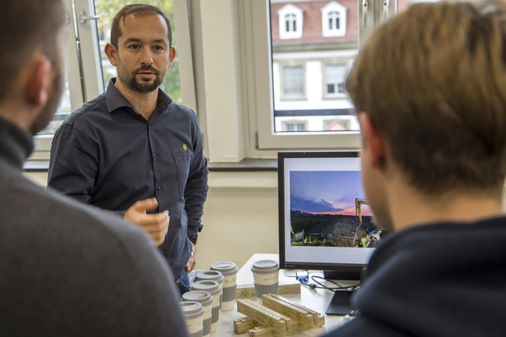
[124,198,169,246]
[186,242,197,272]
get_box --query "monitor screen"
[278,151,383,275]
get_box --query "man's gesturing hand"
[124,198,169,246]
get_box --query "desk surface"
[214,253,354,336]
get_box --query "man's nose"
[140,47,153,65]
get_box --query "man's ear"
[359,112,386,169]
[26,55,51,108]
[168,46,176,68]
[104,43,118,66]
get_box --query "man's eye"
[154,46,164,51]
[128,45,139,50]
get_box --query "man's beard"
[121,65,164,94]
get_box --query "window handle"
[362,0,369,27]
[78,10,100,24]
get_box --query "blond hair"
[347,0,506,196]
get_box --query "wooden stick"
[237,299,292,331]
[261,294,314,325]
[248,326,288,337]
[267,294,325,326]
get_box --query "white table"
[214,253,355,336]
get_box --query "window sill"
[208,158,277,172]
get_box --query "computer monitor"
[278,151,383,315]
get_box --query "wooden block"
[236,283,301,299]
[234,316,258,334]
[261,294,314,325]
[317,314,326,326]
[249,326,288,337]
[267,294,325,326]
[237,299,292,331]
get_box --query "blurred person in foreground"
[323,1,506,336]
[0,1,188,335]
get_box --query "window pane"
[325,64,346,95]
[283,66,304,97]
[270,0,358,133]
[94,0,183,104]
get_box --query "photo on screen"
[289,170,380,248]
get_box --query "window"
[328,11,340,30]
[324,64,347,97]
[241,0,398,151]
[285,13,297,33]
[277,4,303,39]
[267,0,358,141]
[282,120,308,132]
[321,2,347,37]
[282,65,305,99]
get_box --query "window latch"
[78,10,100,24]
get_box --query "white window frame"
[322,1,347,37]
[278,4,304,40]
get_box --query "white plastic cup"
[191,280,221,334]
[210,261,238,311]
[180,301,204,337]
[195,270,224,310]
[251,260,279,299]
[182,291,213,337]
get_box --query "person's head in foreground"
[0,0,66,135]
[323,1,506,336]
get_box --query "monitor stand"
[323,268,363,316]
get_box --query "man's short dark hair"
[0,0,66,102]
[110,4,173,49]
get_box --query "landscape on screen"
[290,170,384,248]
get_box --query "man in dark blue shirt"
[48,4,208,294]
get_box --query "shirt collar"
[104,78,173,115]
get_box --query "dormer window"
[285,13,297,33]
[321,2,347,37]
[328,11,340,31]
[278,4,303,39]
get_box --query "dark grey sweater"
[323,217,506,337]
[0,117,188,336]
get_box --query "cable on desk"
[309,275,360,292]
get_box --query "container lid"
[210,261,238,275]
[191,280,221,295]
[180,301,204,319]
[251,260,279,273]
[182,290,213,306]
[195,270,224,283]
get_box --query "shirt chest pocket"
[173,150,191,197]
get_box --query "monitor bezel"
[278,150,371,273]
